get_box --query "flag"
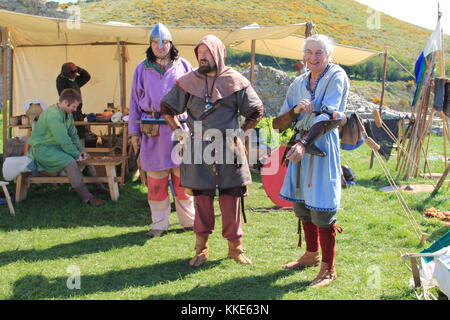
[411,18,442,107]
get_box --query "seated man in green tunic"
[27,88,106,206]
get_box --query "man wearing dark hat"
[161,35,264,267]
[56,62,91,141]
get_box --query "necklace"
[204,76,217,110]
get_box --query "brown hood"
[176,35,250,103]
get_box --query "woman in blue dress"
[273,34,349,288]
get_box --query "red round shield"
[261,144,293,208]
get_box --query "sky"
[354,0,449,34]
[52,0,449,34]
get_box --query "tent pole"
[120,42,127,112]
[117,40,122,110]
[304,20,313,65]
[379,47,388,114]
[119,41,128,185]
[371,47,388,169]
[439,26,445,78]
[250,40,255,85]
[8,47,13,139]
[117,39,126,112]
[1,27,8,164]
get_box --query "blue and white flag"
[412,18,442,107]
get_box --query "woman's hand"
[293,99,314,114]
[285,142,306,162]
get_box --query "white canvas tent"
[0,9,379,154]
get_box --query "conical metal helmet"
[150,23,172,49]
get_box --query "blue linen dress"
[278,63,349,212]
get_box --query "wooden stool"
[0,181,15,216]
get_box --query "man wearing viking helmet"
[128,23,195,238]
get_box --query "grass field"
[0,132,448,301]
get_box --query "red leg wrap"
[302,220,319,252]
[171,173,191,200]
[147,175,169,201]
[319,224,338,272]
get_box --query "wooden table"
[8,120,129,187]
[74,121,129,187]
[15,156,128,202]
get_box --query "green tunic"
[27,105,83,172]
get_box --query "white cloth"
[2,156,32,181]
[432,248,450,298]
[148,197,195,230]
[24,99,47,112]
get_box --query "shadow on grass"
[10,262,309,300]
[10,258,222,299]
[0,231,149,267]
[354,176,394,191]
[426,226,450,244]
[251,172,262,184]
[409,192,450,215]
[0,181,151,230]
[145,270,309,300]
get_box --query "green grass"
[0,134,448,300]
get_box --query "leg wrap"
[303,220,319,252]
[171,173,191,201]
[147,175,169,201]
[319,224,337,272]
[62,160,84,189]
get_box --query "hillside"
[73,0,450,66]
[1,0,448,111]
[72,0,449,110]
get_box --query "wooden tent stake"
[432,161,450,195]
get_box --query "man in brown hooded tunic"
[161,35,263,266]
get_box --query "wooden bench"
[15,156,128,203]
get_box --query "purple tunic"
[128,58,192,171]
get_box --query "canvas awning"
[230,34,379,66]
[0,9,380,118]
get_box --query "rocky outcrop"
[242,63,409,119]
[241,63,295,116]
[0,0,70,18]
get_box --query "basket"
[85,136,98,148]
[96,115,111,122]
[10,116,21,126]
[101,135,118,147]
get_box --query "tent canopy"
[0,9,380,116]
[230,34,379,66]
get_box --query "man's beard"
[198,61,216,74]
